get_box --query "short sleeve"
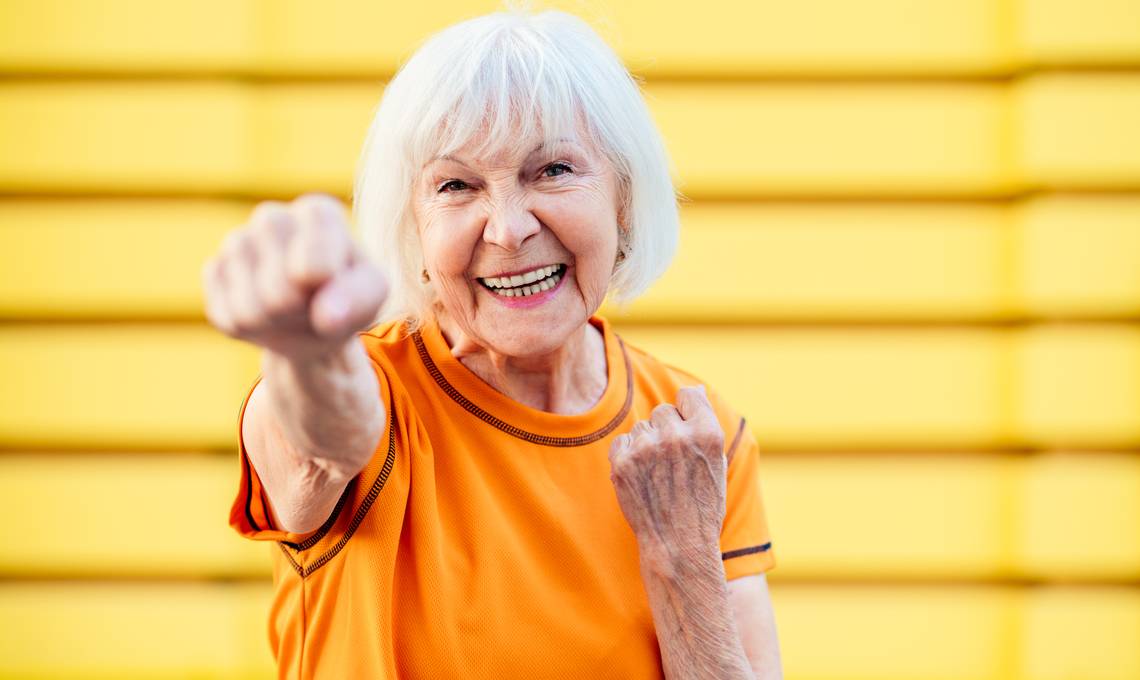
[227,372,323,544]
[719,417,777,580]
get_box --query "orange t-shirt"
[229,315,776,679]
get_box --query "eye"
[542,162,573,178]
[437,179,469,193]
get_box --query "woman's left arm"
[609,386,782,680]
[635,544,782,679]
[728,574,783,679]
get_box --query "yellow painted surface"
[0,582,275,680]
[0,199,250,318]
[5,76,1140,195]
[1019,0,1140,65]
[1020,587,1140,680]
[1,582,1137,680]
[0,0,257,72]
[619,325,1016,449]
[1017,324,1140,446]
[1016,194,1140,317]
[1018,73,1140,188]
[0,325,260,449]
[7,451,1136,581]
[1019,452,1140,580]
[0,0,1014,77]
[1,2,1137,679]
[0,82,250,192]
[0,454,271,578]
[611,201,1013,322]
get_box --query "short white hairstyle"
[352,6,680,328]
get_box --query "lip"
[480,265,569,309]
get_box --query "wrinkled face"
[412,123,623,358]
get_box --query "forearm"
[638,541,754,680]
[261,337,383,477]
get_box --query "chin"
[482,316,582,358]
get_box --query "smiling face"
[412,123,624,358]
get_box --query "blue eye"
[543,162,572,177]
[438,179,468,193]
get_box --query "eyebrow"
[428,138,577,167]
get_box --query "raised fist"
[608,385,728,560]
[201,193,388,361]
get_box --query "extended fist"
[201,193,388,361]
[608,385,728,560]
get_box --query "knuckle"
[294,192,343,214]
[250,200,291,227]
[220,227,252,259]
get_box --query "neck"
[434,313,609,415]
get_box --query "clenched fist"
[201,193,388,361]
[609,385,728,562]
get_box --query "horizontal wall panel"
[0,582,275,680]
[1020,586,1140,680]
[0,325,259,449]
[6,451,1135,580]
[5,324,1139,450]
[0,82,251,192]
[1018,73,1140,189]
[2,582,1136,680]
[763,454,1018,580]
[652,81,1012,197]
[246,84,381,195]
[0,0,1014,77]
[4,195,1137,322]
[1016,194,1140,317]
[1019,452,1140,580]
[620,325,1015,449]
[1019,0,1140,66]
[0,81,1015,197]
[623,324,1140,449]
[0,199,250,318]
[1016,324,1140,447]
[7,78,1137,196]
[0,0,257,73]
[611,201,1013,322]
[0,454,270,578]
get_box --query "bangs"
[404,18,587,168]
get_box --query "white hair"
[352,6,680,329]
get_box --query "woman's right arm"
[203,193,390,535]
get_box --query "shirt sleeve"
[719,416,777,580]
[228,372,324,544]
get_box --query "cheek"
[420,209,482,275]
[550,207,618,299]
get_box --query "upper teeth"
[480,265,561,289]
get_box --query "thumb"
[309,253,389,338]
[675,384,715,423]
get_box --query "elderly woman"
[203,8,781,679]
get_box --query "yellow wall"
[1,1,1138,678]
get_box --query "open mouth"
[477,263,566,298]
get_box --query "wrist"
[636,535,724,583]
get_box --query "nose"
[482,194,541,251]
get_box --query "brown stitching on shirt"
[278,405,398,579]
[411,329,633,447]
[722,542,772,561]
[726,417,747,462]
